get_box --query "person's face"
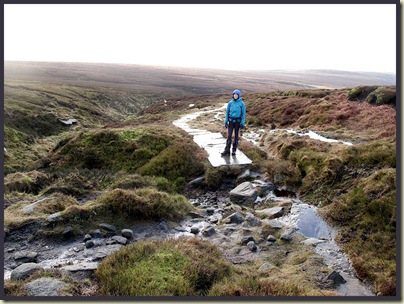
[233,93,239,99]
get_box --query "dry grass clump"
[4,170,52,195]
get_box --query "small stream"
[183,104,374,296]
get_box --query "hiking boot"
[221,151,230,156]
[231,151,236,156]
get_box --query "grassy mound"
[4,170,52,195]
[348,85,396,106]
[96,238,232,296]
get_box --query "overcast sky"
[4,4,397,74]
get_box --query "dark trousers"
[225,121,240,153]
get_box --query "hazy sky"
[4,4,397,73]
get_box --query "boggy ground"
[3,85,396,297]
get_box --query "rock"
[190,227,200,234]
[158,221,169,232]
[62,262,98,279]
[262,219,284,229]
[92,229,103,238]
[14,251,38,263]
[188,176,205,186]
[202,227,215,237]
[236,169,252,184]
[84,234,92,242]
[73,244,85,252]
[99,223,116,233]
[258,263,272,271]
[47,212,62,223]
[241,236,255,245]
[301,238,326,247]
[62,226,74,239]
[111,235,128,245]
[230,182,258,206]
[85,240,95,249]
[25,278,67,296]
[255,207,285,219]
[121,229,134,239]
[252,180,276,192]
[245,212,261,227]
[267,235,277,242]
[92,244,122,261]
[326,270,347,285]
[10,263,41,281]
[59,118,77,125]
[224,212,245,224]
[174,226,187,232]
[208,215,219,224]
[22,197,56,214]
[206,208,215,215]
[188,211,203,219]
[247,241,257,252]
[280,228,299,241]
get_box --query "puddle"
[270,129,353,146]
[276,198,374,296]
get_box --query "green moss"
[348,85,380,101]
[366,86,396,106]
[137,143,205,187]
[96,238,233,296]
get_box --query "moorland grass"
[96,238,232,296]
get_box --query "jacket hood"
[232,89,241,99]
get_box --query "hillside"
[2,63,397,298]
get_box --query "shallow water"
[275,198,374,296]
[270,128,353,146]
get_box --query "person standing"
[221,89,246,156]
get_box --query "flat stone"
[240,236,255,245]
[301,238,326,247]
[224,212,244,224]
[111,235,128,245]
[188,176,205,186]
[92,244,122,261]
[245,212,261,227]
[229,182,258,206]
[11,263,41,281]
[99,223,116,232]
[255,207,285,219]
[62,262,98,279]
[47,212,62,223]
[14,251,38,263]
[262,219,284,229]
[25,278,67,296]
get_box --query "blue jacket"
[225,98,246,125]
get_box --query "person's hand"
[240,124,245,129]
[224,122,228,128]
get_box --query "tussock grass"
[4,193,79,231]
[4,170,51,194]
[96,238,232,296]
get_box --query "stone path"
[173,105,252,167]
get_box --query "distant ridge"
[5,61,396,96]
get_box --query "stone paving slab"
[173,105,252,167]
